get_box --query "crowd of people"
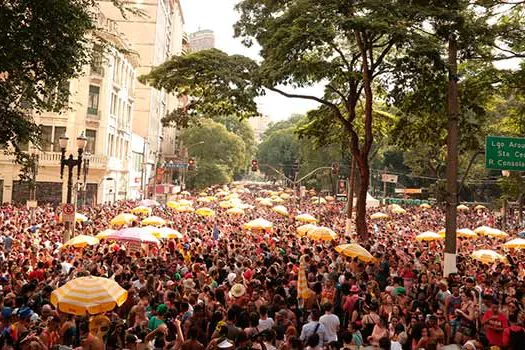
[0,183,523,350]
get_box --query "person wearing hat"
[228,284,247,307]
[148,304,168,331]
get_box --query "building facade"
[0,11,139,205]
[99,0,186,201]
[189,29,215,52]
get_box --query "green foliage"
[257,127,300,180]
[139,49,262,127]
[181,119,247,188]
[215,115,256,167]
[185,163,231,190]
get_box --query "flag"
[213,224,220,241]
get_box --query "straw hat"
[229,283,246,298]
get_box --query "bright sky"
[179,0,320,121]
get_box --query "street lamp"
[59,131,88,242]
[28,146,39,224]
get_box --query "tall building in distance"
[189,29,215,52]
[249,115,272,144]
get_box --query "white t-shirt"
[258,317,275,331]
[61,262,73,275]
[319,313,340,342]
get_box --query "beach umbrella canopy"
[370,212,389,220]
[457,204,469,211]
[297,255,314,299]
[307,227,337,241]
[219,201,234,209]
[75,213,88,222]
[180,191,191,196]
[139,199,159,207]
[244,218,273,231]
[63,235,99,248]
[392,207,407,215]
[51,276,128,315]
[272,205,289,216]
[482,228,508,238]
[142,225,162,237]
[474,204,487,211]
[438,228,477,239]
[158,227,183,239]
[105,227,160,244]
[280,193,291,200]
[415,231,443,242]
[226,207,244,216]
[420,203,432,209]
[297,224,317,237]
[335,244,376,263]
[295,214,318,224]
[131,206,152,215]
[110,213,137,226]
[176,206,194,213]
[502,238,525,249]
[259,199,273,207]
[96,229,115,240]
[195,208,215,217]
[471,249,508,264]
[141,216,167,226]
[311,197,327,204]
[325,195,335,202]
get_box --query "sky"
[179,0,320,121]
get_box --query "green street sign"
[485,135,525,171]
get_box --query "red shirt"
[483,310,509,347]
[28,269,45,281]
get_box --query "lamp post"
[59,132,88,242]
[181,141,204,190]
[28,146,39,224]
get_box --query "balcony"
[0,151,108,170]
[90,64,104,77]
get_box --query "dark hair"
[378,336,391,350]
[306,333,319,348]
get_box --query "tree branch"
[371,38,396,72]
[328,42,353,73]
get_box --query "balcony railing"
[0,151,108,169]
[90,64,105,77]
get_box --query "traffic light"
[188,158,195,171]
[293,160,300,172]
[251,159,258,172]
[331,162,340,175]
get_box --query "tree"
[215,115,256,170]
[257,127,300,181]
[181,119,246,188]
[0,0,139,165]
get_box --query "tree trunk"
[355,155,370,242]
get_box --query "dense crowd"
[0,184,523,350]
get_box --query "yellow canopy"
[325,195,335,202]
[311,197,327,204]
[110,213,137,227]
[296,213,318,224]
[474,204,487,211]
[96,229,115,240]
[63,235,99,248]
[272,205,289,216]
[438,228,477,238]
[502,238,525,249]
[141,216,167,227]
[420,203,432,209]
[158,227,183,239]
[244,218,273,231]
[335,243,376,263]
[176,206,194,213]
[415,231,443,242]
[50,276,128,316]
[392,207,407,215]
[297,224,317,237]
[75,213,88,222]
[226,207,244,216]
[370,212,389,220]
[141,225,162,237]
[219,201,234,209]
[271,197,285,204]
[259,199,273,207]
[195,207,215,217]
[280,193,291,200]
[131,206,152,215]
[307,227,337,241]
[481,228,508,238]
[180,191,191,196]
[471,249,508,264]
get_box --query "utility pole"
[383,167,387,206]
[346,157,356,236]
[444,34,459,277]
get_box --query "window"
[87,85,100,115]
[90,44,104,76]
[41,126,53,152]
[85,130,96,154]
[108,134,114,156]
[53,127,66,152]
[132,152,144,172]
[110,93,116,116]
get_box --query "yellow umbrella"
[392,207,407,214]
[437,228,477,239]
[158,227,183,239]
[244,218,273,231]
[296,213,318,224]
[471,249,508,264]
[325,195,335,202]
[260,199,273,207]
[131,206,152,215]
[297,255,313,299]
[197,197,212,203]
[307,227,337,241]
[50,276,128,316]
[75,213,88,222]
[272,205,289,216]
[271,197,285,204]
[457,204,469,211]
[219,201,234,209]
[216,191,229,197]
[280,193,291,200]
[176,206,194,213]
[96,229,115,240]
[198,192,207,196]
[226,207,244,216]
[335,243,376,263]
[195,207,215,217]
[166,201,179,209]
[141,216,167,227]
[415,231,443,242]
[502,238,525,249]
[180,191,191,196]
[420,203,432,209]
[110,213,137,226]
[370,212,389,220]
[481,228,508,238]
[311,197,327,204]
[297,224,317,237]
[474,204,487,211]
[142,225,162,237]
[63,235,99,248]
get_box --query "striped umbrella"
[335,243,376,263]
[63,235,99,248]
[297,224,317,237]
[105,227,160,244]
[307,226,337,241]
[96,229,115,240]
[295,213,318,223]
[51,276,128,315]
[141,216,167,227]
[502,238,525,249]
[297,255,313,299]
